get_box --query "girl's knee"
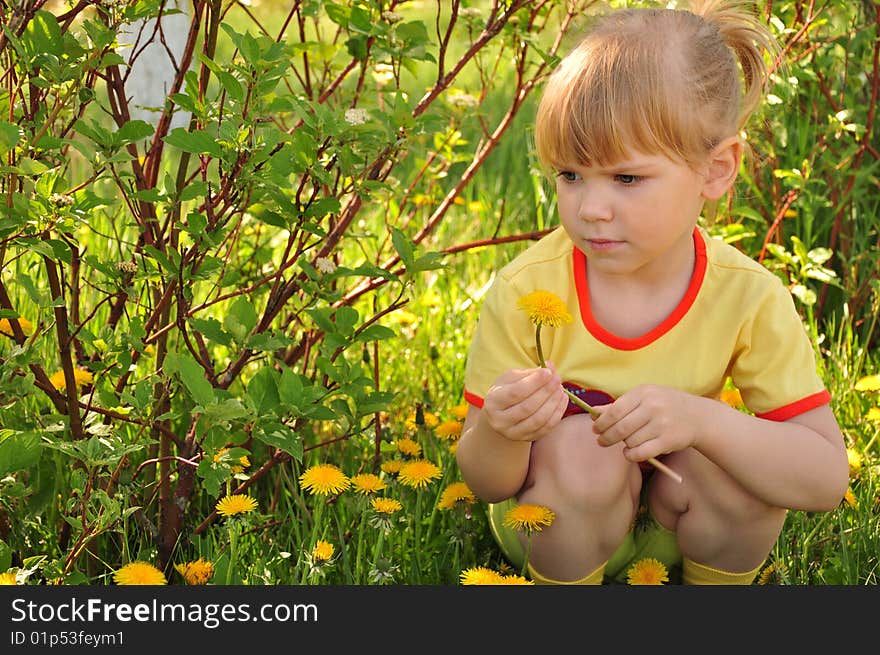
[651,448,786,531]
[528,415,639,510]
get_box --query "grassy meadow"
[0,0,877,587]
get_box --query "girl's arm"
[456,366,569,503]
[689,401,848,511]
[592,386,848,511]
[456,407,533,503]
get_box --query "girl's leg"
[517,414,642,582]
[648,448,787,580]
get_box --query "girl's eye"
[558,171,580,182]
[615,174,640,184]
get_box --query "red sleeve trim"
[755,390,831,422]
[463,389,484,409]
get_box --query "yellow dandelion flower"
[380,459,405,475]
[0,571,17,585]
[350,473,387,494]
[437,481,476,510]
[460,567,504,585]
[396,438,422,457]
[855,375,880,392]
[49,368,94,391]
[757,561,787,585]
[448,441,459,455]
[866,407,880,422]
[392,310,419,326]
[843,487,857,509]
[398,459,442,489]
[312,540,335,562]
[299,463,351,496]
[847,448,863,477]
[502,503,555,533]
[451,403,469,420]
[435,420,463,440]
[497,574,534,585]
[517,290,573,328]
[0,317,33,337]
[371,497,403,514]
[626,558,669,585]
[113,562,167,585]
[215,494,258,517]
[719,387,744,409]
[174,558,214,585]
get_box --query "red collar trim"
[573,228,707,351]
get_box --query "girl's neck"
[586,231,697,340]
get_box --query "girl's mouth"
[587,239,623,251]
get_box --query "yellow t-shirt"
[463,226,830,420]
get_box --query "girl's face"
[554,150,709,284]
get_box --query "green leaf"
[11,157,49,176]
[163,128,224,158]
[247,367,280,416]
[325,3,351,27]
[143,245,178,274]
[165,350,215,407]
[349,5,373,34]
[224,297,258,342]
[410,251,446,273]
[45,238,71,264]
[765,243,794,266]
[791,283,816,306]
[0,540,11,572]
[355,324,396,343]
[0,122,22,155]
[390,227,414,268]
[74,119,113,149]
[278,369,304,408]
[23,10,64,59]
[189,317,232,346]
[335,306,358,337]
[254,421,303,461]
[180,182,209,202]
[0,432,41,476]
[246,331,293,351]
[114,120,155,146]
[306,307,336,333]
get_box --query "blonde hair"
[534,0,778,171]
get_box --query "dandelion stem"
[355,503,367,582]
[414,490,423,582]
[521,533,533,578]
[225,523,238,585]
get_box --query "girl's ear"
[702,137,742,200]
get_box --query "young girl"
[455,0,848,585]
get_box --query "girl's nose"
[577,185,612,222]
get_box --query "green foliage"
[0,0,582,584]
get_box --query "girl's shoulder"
[699,230,795,311]
[701,230,780,283]
[497,226,573,282]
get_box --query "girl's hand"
[591,384,708,461]
[481,362,569,442]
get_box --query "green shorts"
[488,498,683,584]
